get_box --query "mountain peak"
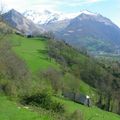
[9,9,18,13]
[80,10,97,16]
[7,9,22,17]
[23,9,65,24]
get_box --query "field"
[3,34,119,120]
[10,34,97,96]
[10,35,60,72]
[0,94,120,120]
[54,97,120,120]
[0,95,53,120]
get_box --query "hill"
[10,34,96,96]
[0,33,120,119]
[10,34,59,72]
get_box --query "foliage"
[3,34,120,114]
[21,92,65,113]
[54,97,120,120]
[0,95,54,120]
[39,68,63,93]
[47,39,120,114]
[0,37,31,97]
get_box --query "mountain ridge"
[3,9,120,54]
[55,12,120,54]
[23,9,99,25]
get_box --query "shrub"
[51,101,65,113]
[0,39,31,97]
[21,92,65,113]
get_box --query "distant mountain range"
[2,9,120,54]
[55,11,120,54]
[23,10,78,25]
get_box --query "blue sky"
[1,0,120,27]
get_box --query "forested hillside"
[0,17,120,119]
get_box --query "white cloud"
[66,0,103,7]
[1,0,104,12]
[1,0,57,12]
[87,0,101,3]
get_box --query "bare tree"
[0,3,12,40]
[0,1,5,21]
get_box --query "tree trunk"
[117,101,120,115]
[97,94,102,108]
[105,94,111,111]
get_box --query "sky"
[1,0,120,27]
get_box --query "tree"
[0,38,31,96]
[41,68,63,94]
[63,73,80,101]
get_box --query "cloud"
[1,0,104,12]
[65,0,103,7]
[87,0,101,3]
[1,0,61,12]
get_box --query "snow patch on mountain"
[23,9,114,27]
[23,10,98,25]
[23,10,70,25]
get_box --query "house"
[63,92,92,107]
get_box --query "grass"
[0,94,120,120]
[5,34,120,120]
[0,95,53,120]
[53,97,120,120]
[10,34,96,96]
[79,80,98,103]
[10,34,60,72]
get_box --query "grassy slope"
[0,95,53,120]
[7,34,120,120]
[54,97,120,120]
[0,95,120,120]
[10,34,59,72]
[10,35,95,95]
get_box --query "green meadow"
[0,34,119,120]
[10,35,59,72]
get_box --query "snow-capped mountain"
[23,9,82,25]
[23,10,67,25]
[24,9,113,26]
[3,9,120,54]
[23,10,104,32]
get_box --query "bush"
[21,92,65,113]
[0,39,31,97]
[52,101,65,113]
[39,68,63,94]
